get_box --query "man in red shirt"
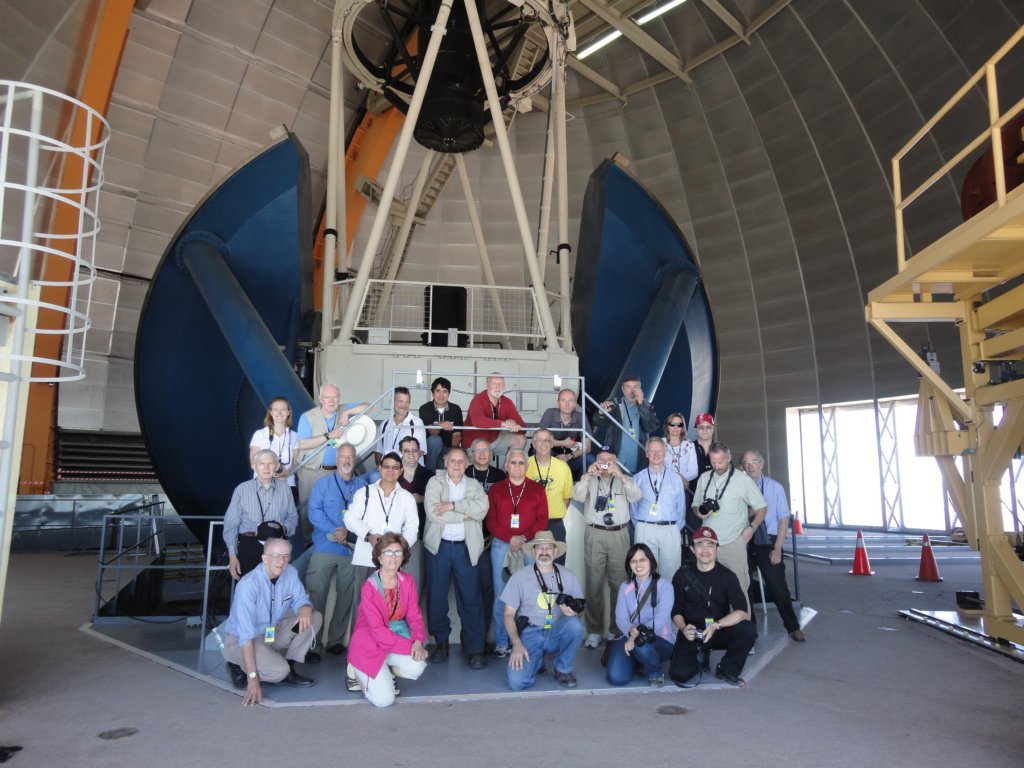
[466,374,526,468]
[485,449,547,657]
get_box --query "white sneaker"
[584,633,602,649]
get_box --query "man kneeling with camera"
[501,531,585,690]
[670,526,756,687]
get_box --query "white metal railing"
[331,278,564,350]
[892,26,1024,270]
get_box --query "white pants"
[354,653,427,708]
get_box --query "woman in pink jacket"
[347,533,428,707]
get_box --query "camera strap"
[629,576,656,625]
[533,563,563,622]
[701,465,735,505]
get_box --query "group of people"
[219,372,805,706]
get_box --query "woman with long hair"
[249,397,300,501]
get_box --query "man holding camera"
[670,527,756,687]
[631,439,687,582]
[306,442,367,656]
[593,373,660,473]
[691,442,767,606]
[223,449,299,580]
[501,531,585,690]
[573,449,642,648]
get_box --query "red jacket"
[465,391,526,444]
[348,570,426,678]
[486,478,548,542]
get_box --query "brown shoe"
[789,629,806,642]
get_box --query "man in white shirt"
[422,448,490,669]
[375,387,427,465]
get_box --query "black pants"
[749,543,800,633]
[670,621,756,684]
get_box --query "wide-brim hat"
[522,530,567,559]
[335,414,377,457]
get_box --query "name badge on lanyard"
[510,513,520,529]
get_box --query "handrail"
[892,26,1024,270]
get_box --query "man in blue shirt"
[742,450,805,641]
[631,439,687,581]
[306,442,368,657]
[220,538,323,705]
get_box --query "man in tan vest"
[295,383,367,540]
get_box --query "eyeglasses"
[667,422,684,428]
[507,460,526,465]
[380,550,404,558]
[381,464,402,471]
[401,448,420,454]
[265,553,290,561]
[696,424,714,429]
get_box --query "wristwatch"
[247,671,257,680]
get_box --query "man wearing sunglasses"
[221,538,323,705]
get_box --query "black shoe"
[226,662,246,689]
[326,643,346,655]
[714,665,745,687]
[468,653,486,670]
[281,669,315,687]
[304,651,321,664]
[430,642,449,663]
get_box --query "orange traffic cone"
[916,534,943,582]
[793,514,804,535]
[849,530,875,575]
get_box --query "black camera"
[602,512,615,526]
[634,624,655,646]
[595,495,608,512]
[694,629,705,642]
[555,593,586,614]
[698,498,720,516]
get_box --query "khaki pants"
[716,536,751,613]
[221,610,323,682]
[583,526,630,637]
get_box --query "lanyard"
[622,400,636,431]
[471,466,492,488]
[268,578,276,627]
[508,480,526,513]
[332,475,351,510]
[387,417,412,451]
[377,486,397,526]
[535,459,551,488]
[254,480,273,521]
[648,468,666,504]
[269,428,292,465]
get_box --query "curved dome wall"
[559,0,1024,478]
[7,0,1024,493]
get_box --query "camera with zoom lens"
[634,624,656,646]
[698,498,720,516]
[693,629,705,642]
[555,593,586,614]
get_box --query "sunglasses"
[667,422,684,428]
[381,464,402,471]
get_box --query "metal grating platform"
[81,606,816,707]
[899,608,1024,663]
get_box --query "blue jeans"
[605,635,674,685]
[425,540,486,654]
[505,618,584,691]
[491,538,533,648]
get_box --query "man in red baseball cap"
[668,526,756,687]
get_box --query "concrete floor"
[1,551,1022,767]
